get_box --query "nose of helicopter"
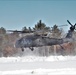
[15,40,21,48]
[15,38,28,48]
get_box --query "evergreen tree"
[22,26,28,32]
[28,27,32,32]
[51,24,62,38]
[0,27,6,34]
[33,20,50,31]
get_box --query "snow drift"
[0,56,76,75]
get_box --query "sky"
[0,0,76,31]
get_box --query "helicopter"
[12,20,76,52]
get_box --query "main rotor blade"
[7,30,22,32]
[7,30,19,32]
[58,24,68,27]
[67,20,73,26]
[7,30,34,33]
[74,23,76,26]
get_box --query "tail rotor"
[67,20,76,31]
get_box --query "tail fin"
[66,30,73,38]
[66,20,76,38]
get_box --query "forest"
[0,20,76,57]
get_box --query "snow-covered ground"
[0,56,76,75]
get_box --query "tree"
[33,20,51,31]
[0,27,6,34]
[51,24,62,38]
[44,27,51,31]
[22,26,28,32]
[28,27,32,32]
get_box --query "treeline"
[0,20,75,57]
[22,20,62,35]
[0,20,62,36]
[1,20,61,32]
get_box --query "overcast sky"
[0,0,76,31]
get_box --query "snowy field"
[0,56,76,75]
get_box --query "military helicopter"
[11,20,75,52]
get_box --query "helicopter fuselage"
[15,34,73,51]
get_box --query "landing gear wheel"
[29,47,34,51]
[21,48,24,51]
